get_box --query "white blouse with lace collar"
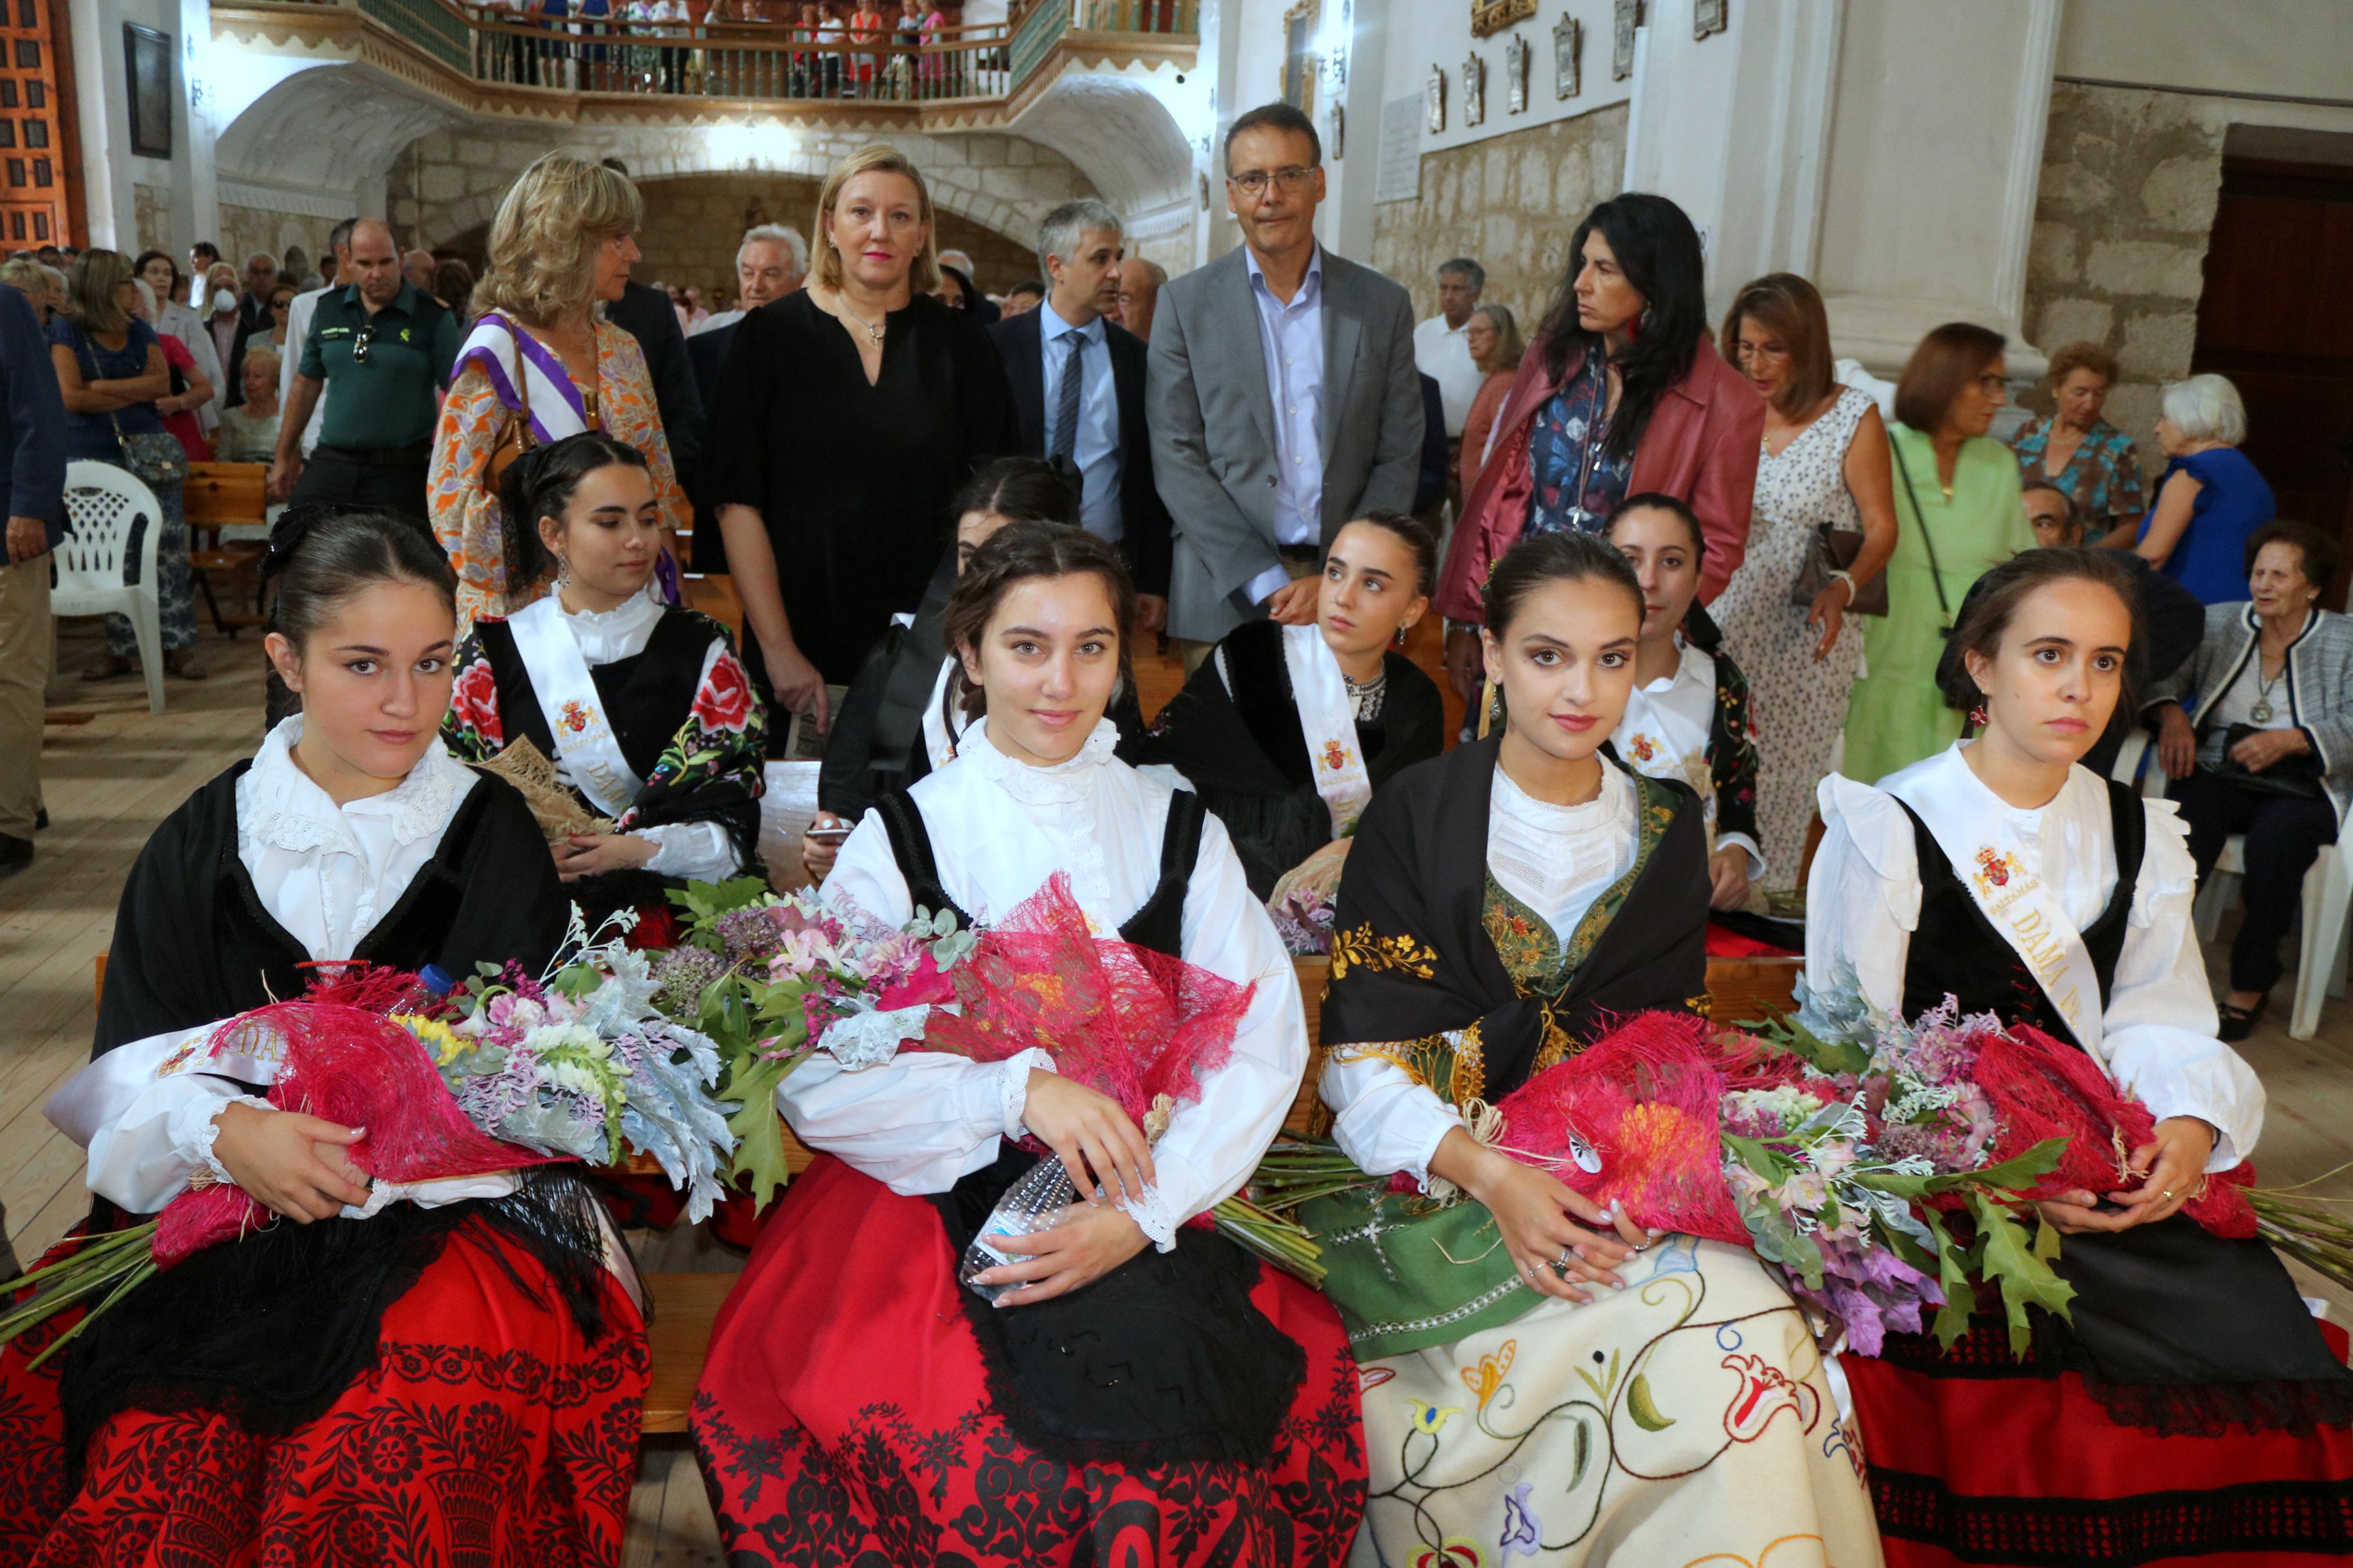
[237,716,481,961]
[1807,744,2262,1169]
[559,590,666,664]
[785,715,1307,1251]
[62,719,481,1215]
[1488,759,1638,944]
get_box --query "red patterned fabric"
[0,1225,647,1568]
[691,1154,1367,1567]
[1849,1324,2353,1567]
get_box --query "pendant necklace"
[837,298,886,347]
[2252,658,2284,725]
[1343,669,1389,724]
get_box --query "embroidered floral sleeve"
[616,625,770,872]
[441,632,507,760]
[1711,652,1762,851]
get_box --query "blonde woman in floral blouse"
[430,152,687,624]
[2006,340,2146,542]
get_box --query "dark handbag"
[2209,721,2325,801]
[1887,437,1955,636]
[1787,518,1890,616]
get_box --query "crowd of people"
[0,93,2349,1568]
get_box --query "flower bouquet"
[1236,982,2138,1357]
[648,873,1268,1258]
[4,912,737,1364]
[646,875,976,1208]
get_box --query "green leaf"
[724,1055,803,1211]
[1970,1190,2076,1356]
[1722,1132,1798,1184]
[1919,1206,1981,1350]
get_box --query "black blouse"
[705,290,1018,685]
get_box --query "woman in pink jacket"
[1438,193,1765,706]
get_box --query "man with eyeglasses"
[269,218,460,522]
[1147,101,1421,660]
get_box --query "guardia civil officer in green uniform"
[269,218,460,522]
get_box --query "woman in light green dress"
[1843,325,2035,785]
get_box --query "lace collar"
[1491,754,1632,834]
[558,590,663,664]
[960,714,1123,807]
[241,717,471,853]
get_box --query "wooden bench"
[93,949,1802,1438]
[182,462,271,637]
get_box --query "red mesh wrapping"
[1488,1011,1749,1246]
[922,874,1257,1126]
[1975,1023,2255,1238]
[156,1002,562,1268]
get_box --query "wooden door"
[2194,157,2353,606]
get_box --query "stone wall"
[2020,81,2226,478]
[622,173,1039,300]
[131,184,169,261]
[1371,104,1629,339]
[213,204,337,280]
[388,126,1093,300]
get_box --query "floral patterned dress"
[1710,387,1875,888]
[428,317,689,626]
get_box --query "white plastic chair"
[2151,724,2353,1042]
[52,461,165,714]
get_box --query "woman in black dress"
[706,144,1016,735]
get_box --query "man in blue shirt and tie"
[1146,102,1422,660]
[987,198,1173,632]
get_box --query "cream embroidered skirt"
[1350,1235,1884,1568]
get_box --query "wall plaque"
[1469,0,1536,40]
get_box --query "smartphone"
[803,825,853,845]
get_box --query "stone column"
[1809,0,2062,381]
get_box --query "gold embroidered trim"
[1329,924,1440,983]
[1332,1022,1486,1109]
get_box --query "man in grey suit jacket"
[1148,103,1424,649]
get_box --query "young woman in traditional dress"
[1809,546,2353,1567]
[1134,511,1446,900]
[442,431,767,931]
[2,512,645,1566]
[691,524,1367,1567]
[1315,529,1882,1567]
[804,456,1149,883]
[1605,493,1765,911]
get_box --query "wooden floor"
[6,613,2352,1563]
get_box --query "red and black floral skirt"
[691,1153,1368,1567]
[1850,1318,2353,1567]
[0,1224,648,1568]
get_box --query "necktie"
[1051,330,1087,462]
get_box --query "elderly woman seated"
[2148,519,2353,1039]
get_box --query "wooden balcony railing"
[235,0,1196,105]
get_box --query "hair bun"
[263,503,353,580]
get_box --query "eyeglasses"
[270,298,291,312]
[1973,372,2007,396]
[352,324,377,366]
[1226,166,1315,197]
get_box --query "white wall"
[2057,0,2353,103]
[1374,0,1632,162]
[75,0,188,250]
